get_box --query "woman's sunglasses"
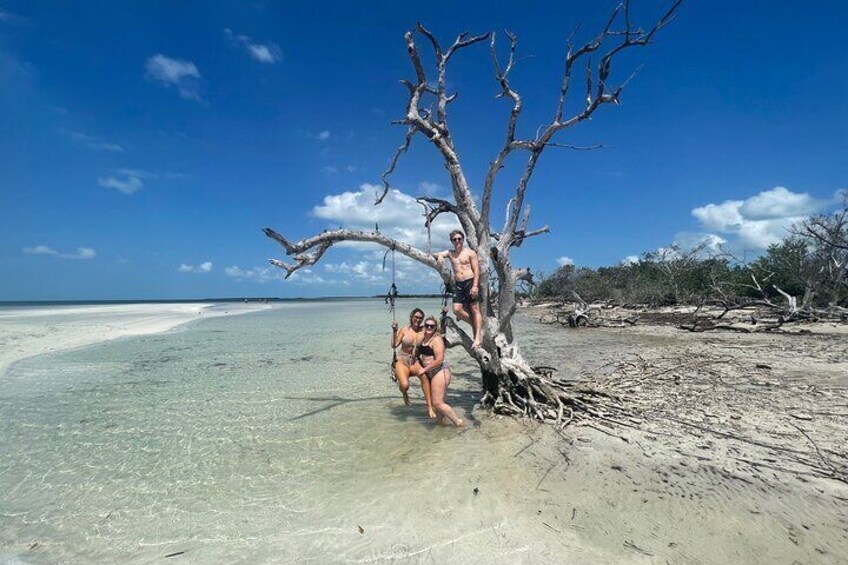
[424,323,437,329]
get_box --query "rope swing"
[384,245,399,382]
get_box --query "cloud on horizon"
[691,186,829,250]
[145,54,202,101]
[557,256,574,267]
[225,265,339,286]
[23,245,97,260]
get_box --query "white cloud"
[313,184,460,251]
[310,184,461,284]
[556,256,574,267]
[671,232,727,253]
[145,54,202,101]
[98,174,143,195]
[262,184,461,290]
[23,245,96,260]
[224,29,281,64]
[310,130,331,141]
[23,245,57,256]
[691,186,828,250]
[739,186,822,219]
[322,166,338,175]
[621,255,640,266]
[178,261,212,274]
[225,265,342,286]
[225,265,278,282]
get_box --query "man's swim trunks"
[452,278,478,306]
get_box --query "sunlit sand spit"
[0,302,269,377]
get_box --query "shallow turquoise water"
[0,300,638,563]
[0,300,484,563]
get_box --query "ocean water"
[0,300,633,564]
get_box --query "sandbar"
[0,302,270,377]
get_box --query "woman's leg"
[418,373,436,419]
[395,361,411,406]
[429,369,463,426]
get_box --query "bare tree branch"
[263,227,449,281]
[482,30,523,229]
[376,126,417,204]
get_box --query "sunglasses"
[424,323,437,329]
[412,315,424,319]
[451,237,463,242]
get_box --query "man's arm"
[469,249,480,295]
[432,250,449,264]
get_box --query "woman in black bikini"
[412,316,464,426]
[391,308,435,418]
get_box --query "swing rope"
[384,245,399,382]
[439,282,451,333]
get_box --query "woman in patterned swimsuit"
[391,308,435,418]
[412,316,464,426]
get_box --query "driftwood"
[578,352,848,485]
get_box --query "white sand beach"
[0,302,269,377]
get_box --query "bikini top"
[401,330,419,348]
[417,340,435,358]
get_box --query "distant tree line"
[534,200,848,312]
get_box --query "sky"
[1,1,846,300]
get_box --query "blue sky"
[1,1,846,300]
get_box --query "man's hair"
[449,229,464,240]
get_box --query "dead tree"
[794,197,848,310]
[264,1,683,427]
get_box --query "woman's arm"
[392,324,403,348]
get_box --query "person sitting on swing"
[434,229,483,347]
[391,308,435,418]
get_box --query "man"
[434,230,483,347]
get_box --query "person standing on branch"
[435,230,483,347]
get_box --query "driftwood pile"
[537,299,848,334]
[544,352,848,485]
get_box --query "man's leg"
[453,302,471,323]
[469,302,483,347]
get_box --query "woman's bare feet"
[428,406,437,419]
[402,391,411,406]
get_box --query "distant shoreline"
[0,295,451,307]
[0,296,382,307]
